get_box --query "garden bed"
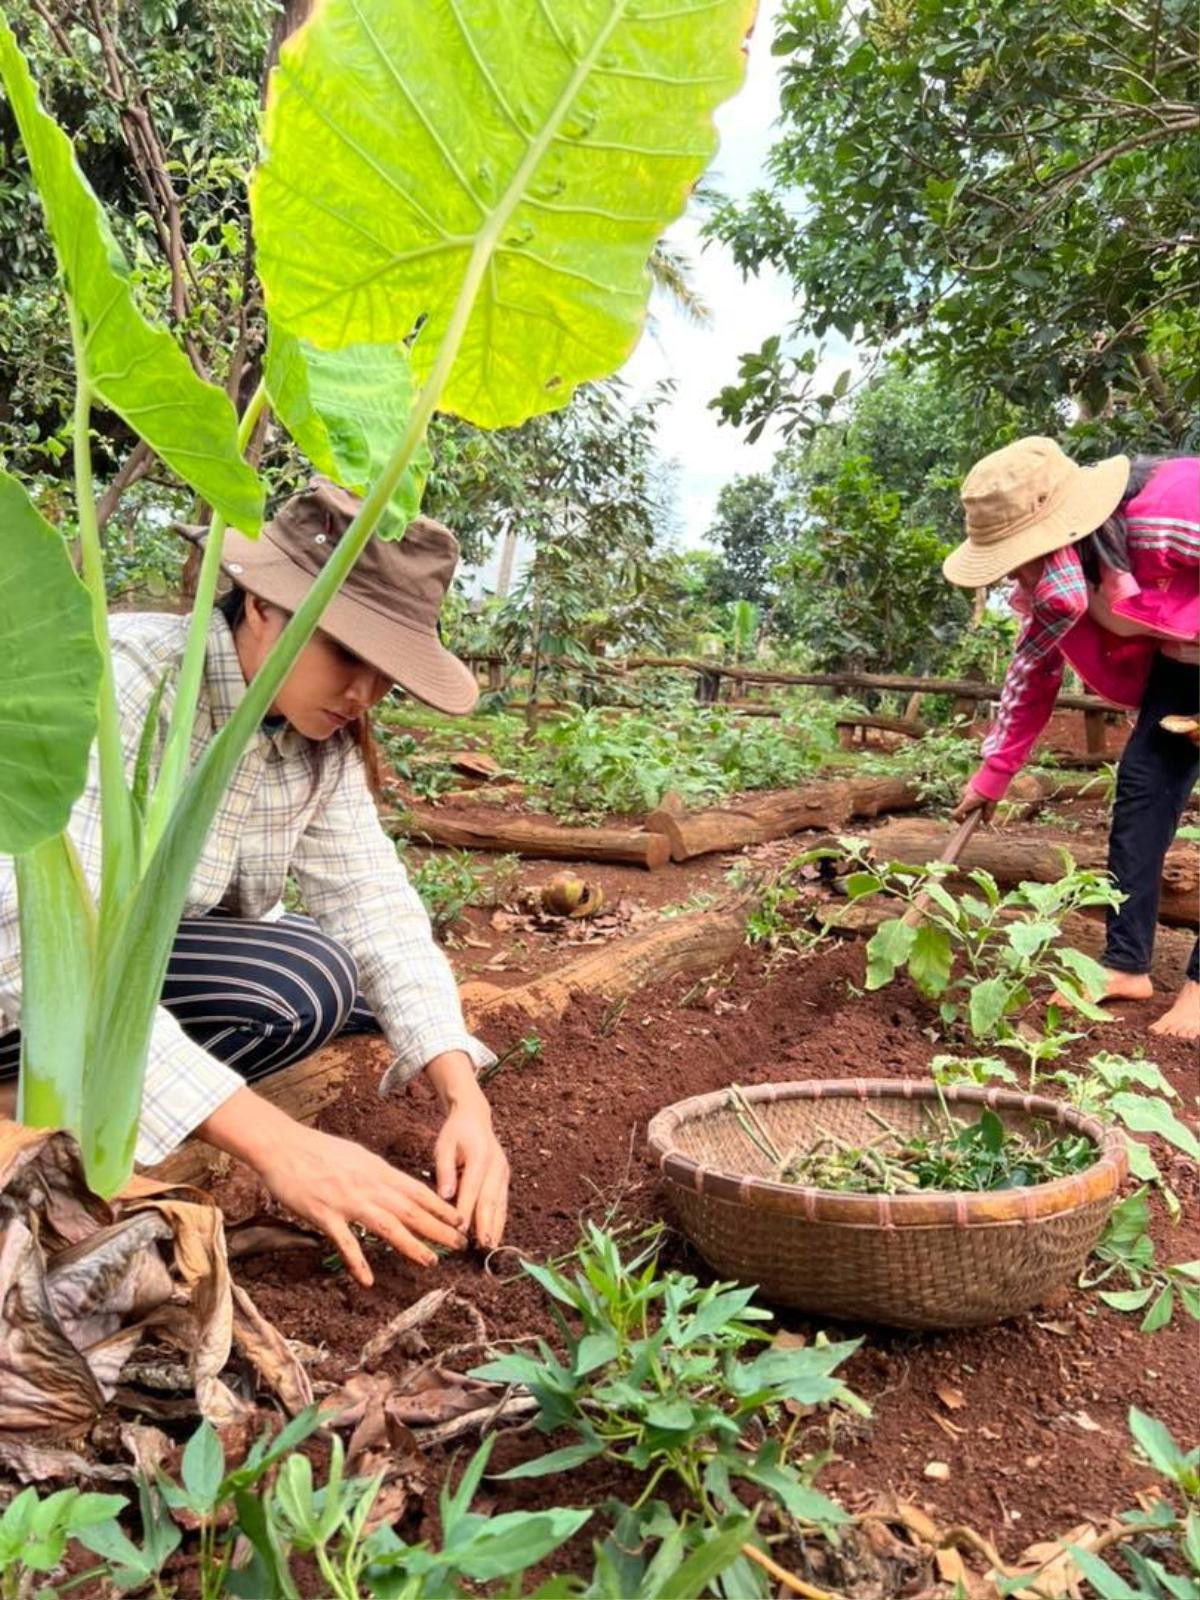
[219,928,1199,1569]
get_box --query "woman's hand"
[951,779,996,823]
[425,1051,510,1250]
[198,1089,466,1286]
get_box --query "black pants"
[0,914,378,1085]
[1104,654,1199,983]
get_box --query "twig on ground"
[740,1543,845,1600]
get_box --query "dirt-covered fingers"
[320,1214,375,1287]
[473,1149,510,1250]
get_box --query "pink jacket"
[973,457,1200,801]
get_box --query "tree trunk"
[462,902,749,1024]
[645,777,922,862]
[397,807,671,869]
[865,819,1198,928]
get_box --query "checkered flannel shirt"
[0,611,493,1164]
[979,545,1088,772]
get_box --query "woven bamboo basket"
[647,1079,1127,1330]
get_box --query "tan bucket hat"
[943,437,1130,588]
[184,479,479,715]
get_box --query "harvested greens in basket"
[726,1085,1095,1196]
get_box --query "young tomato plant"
[471,1224,864,1539]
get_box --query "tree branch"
[95,439,154,533]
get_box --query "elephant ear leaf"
[251,0,755,428]
[264,331,431,534]
[0,15,263,533]
[0,472,100,855]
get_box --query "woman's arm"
[290,744,509,1245]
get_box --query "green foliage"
[508,701,841,822]
[861,721,978,813]
[771,453,968,675]
[1081,1188,1200,1336]
[711,0,1199,447]
[0,0,272,487]
[1,0,753,1193]
[264,334,430,532]
[398,847,521,941]
[703,472,798,612]
[477,382,686,704]
[0,1484,126,1600]
[472,1222,863,1567]
[0,11,261,530]
[250,1,750,427]
[0,472,98,853]
[730,1082,1094,1195]
[851,851,1121,1059]
[7,1407,587,1600]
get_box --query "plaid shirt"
[0,611,491,1165]
[977,458,1200,798]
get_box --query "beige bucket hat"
[184,479,479,715]
[943,437,1130,588]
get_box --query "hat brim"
[943,453,1130,588]
[188,524,480,716]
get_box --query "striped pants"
[0,914,378,1085]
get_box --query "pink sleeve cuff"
[1102,569,1141,603]
[972,763,1012,802]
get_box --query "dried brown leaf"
[934,1382,966,1411]
[232,1283,314,1415]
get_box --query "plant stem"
[68,302,137,909]
[741,1542,844,1600]
[144,379,267,856]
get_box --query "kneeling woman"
[0,480,508,1283]
[945,440,1198,1039]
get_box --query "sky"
[619,0,857,548]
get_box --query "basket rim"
[646,1077,1128,1229]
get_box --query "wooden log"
[397,807,671,870]
[1084,708,1110,757]
[864,819,1198,928]
[645,777,922,863]
[463,902,749,1025]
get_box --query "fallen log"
[461,901,749,1024]
[645,776,922,862]
[395,807,671,870]
[864,819,1198,929]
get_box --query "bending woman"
[944,439,1199,1040]
[0,479,509,1282]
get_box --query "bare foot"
[1149,980,1200,1040]
[1056,968,1153,1013]
[1102,970,1154,1002]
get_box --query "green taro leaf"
[264,330,430,533]
[0,17,262,532]
[251,0,754,428]
[0,472,99,854]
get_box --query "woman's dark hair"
[215,584,387,802]
[1076,454,1174,584]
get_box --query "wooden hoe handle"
[900,808,984,928]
